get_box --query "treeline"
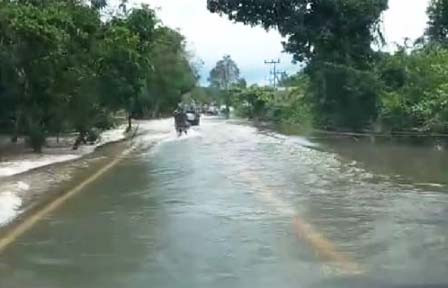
[0,0,197,152]
[208,0,448,134]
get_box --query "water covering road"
[1,118,448,288]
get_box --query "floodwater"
[1,118,448,288]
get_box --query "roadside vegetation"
[0,0,197,152]
[207,0,448,135]
[3,0,448,155]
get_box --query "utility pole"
[264,59,280,88]
[224,59,230,118]
[271,70,286,88]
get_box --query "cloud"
[139,0,430,84]
[382,0,430,50]
[139,0,297,85]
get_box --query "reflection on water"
[315,135,448,186]
[1,118,448,288]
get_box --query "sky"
[136,0,430,85]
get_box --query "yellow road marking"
[0,138,363,276]
[0,148,131,255]
[240,170,363,275]
[293,216,363,275]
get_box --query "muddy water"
[1,118,447,288]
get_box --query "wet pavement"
[1,118,448,288]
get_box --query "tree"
[235,78,247,89]
[98,24,143,131]
[0,2,73,151]
[97,6,157,131]
[426,0,448,44]
[125,5,157,53]
[207,0,388,130]
[233,86,274,119]
[0,0,197,152]
[278,72,303,88]
[308,62,382,130]
[140,27,197,118]
[208,55,240,115]
[91,0,107,10]
[208,55,240,89]
[54,2,103,148]
[378,46,448,133]
[207,0,388,66]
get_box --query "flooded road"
[1,118,448,288]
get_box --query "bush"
[281,98,314,130]
[232,86,274,119]
[94,111,116,130]
[308,62,381,131]
[378,46,448,133]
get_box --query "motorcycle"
[174,111,189,137]
[175,122,189,137]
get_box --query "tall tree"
[141,27,197,117]
[208,55,240,115]
[0,2,73,150]
[207,0,388,129]
[208,55,240,90]
[98,24,143,131]
[0,0,197,152]
[90,0,107,10]
[207,0,388,66]
[426,0,448,44]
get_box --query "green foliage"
[0,0,197,152]
[208,55,240,89]
[91,0,108,10]
[190,87,222,106]
[231,74,313,130]
[270,47,448,134]
[212,0,448,135]
[189,87,215,105]
[0,1,74,149]
[208,55,243,115]
[139,27,198,117]
[233,86,274,119]
[26,123,46,153]
[208,0,388,65]
[280,98,314,131]
[275,75,314,129]
[378,46,448,133]
[308,63,381,130]
[426,0,448,44]
[208,0,387,130]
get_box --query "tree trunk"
[151,101,160,119]
[33,143,42,153]
[127,113,132,133]
[11,109,21,143]
[11,134,18,144]
[72,130,86,150]
[225,91,230,119]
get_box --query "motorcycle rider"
[173,104,188,135]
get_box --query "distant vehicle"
[185,107,200,126]
[220,105,231,116]
[205,105,219,116]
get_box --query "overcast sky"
[136,0,430,85]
